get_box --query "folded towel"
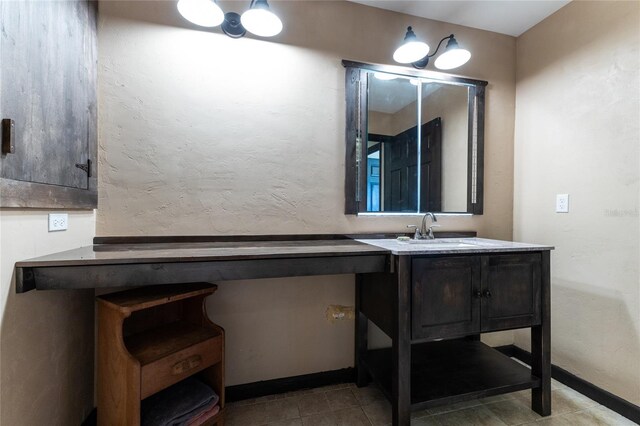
[186,403,220,426]
[141,377,219,426]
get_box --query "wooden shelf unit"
[97,282,225,425]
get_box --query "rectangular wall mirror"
[343,60,487,215]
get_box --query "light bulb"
[393,41,430,64]
[374,72,398,81]
[241,0,283,37]
[177,0,224,27]
[393,27,430,64]
[434,48,471,70]
[434,37,471,70]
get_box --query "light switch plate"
[556,194,569,213]
[48,213,68,231]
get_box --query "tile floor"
[226,379,637,426]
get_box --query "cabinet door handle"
[1,119,15,154]
[483,290,492,298]
[474,290,482,298]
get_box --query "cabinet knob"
[483,290,492,298]
[474,290,482,298]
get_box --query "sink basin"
[398,238,477,250]
[398,238,479,248]
[406,242,477,248]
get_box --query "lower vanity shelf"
[362,340,540,411]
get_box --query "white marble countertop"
[355,237,554,255]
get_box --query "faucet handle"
[406,225,421,239]
[426,224,441,239]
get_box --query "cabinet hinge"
[75,159,92,177]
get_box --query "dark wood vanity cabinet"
[0,0,97,208]
[411,253,541,340]
[481,254,542,332]
[411,256,481,340]
[356,250,551,426]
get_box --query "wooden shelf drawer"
[141,334,222,399]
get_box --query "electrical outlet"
[556,194,569,213]
[48,213,68,232]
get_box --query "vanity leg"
[355,274,369,387]
[531,251,551,416]
[392,256,411,426]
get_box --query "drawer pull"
[172,355,202,375]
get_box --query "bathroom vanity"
[14,235,552,426]
[354,238,552,425]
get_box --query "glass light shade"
[374,72,398,81]
[434,48,471,70]
[241,4,283,37]
[393,41,430,64]
[177,0,224,27]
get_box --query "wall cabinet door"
[0,0,97,208]
[412,256,481,340]
[480,254,542,332]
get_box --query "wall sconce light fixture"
[177,0,283,38]
[393,27,471,70]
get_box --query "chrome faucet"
[407,212,440,239]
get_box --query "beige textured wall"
[0,210,96,425]
[98,0,517,385]
[513,1,640,405]
[368,110,393,136]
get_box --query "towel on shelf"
[141,377,220,426]
[186,403,221,426]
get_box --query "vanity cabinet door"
[412,256,481,341]
[480,254,542,332]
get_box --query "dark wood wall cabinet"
[356,251,551,425]
[0,0,97,208]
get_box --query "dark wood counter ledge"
[15,232,477,293]
[15,237,392,293]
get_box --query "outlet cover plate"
[556,194,569,213]
[48,213,68,232]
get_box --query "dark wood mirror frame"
[342,60,488,216]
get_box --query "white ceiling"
[369,77,418,114]
[369,77,457,114]
[346,1,570,37]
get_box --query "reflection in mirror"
[343,60,486,215]
[366,72,470,213]
[420,82,469,212]
[367,75,418,212]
